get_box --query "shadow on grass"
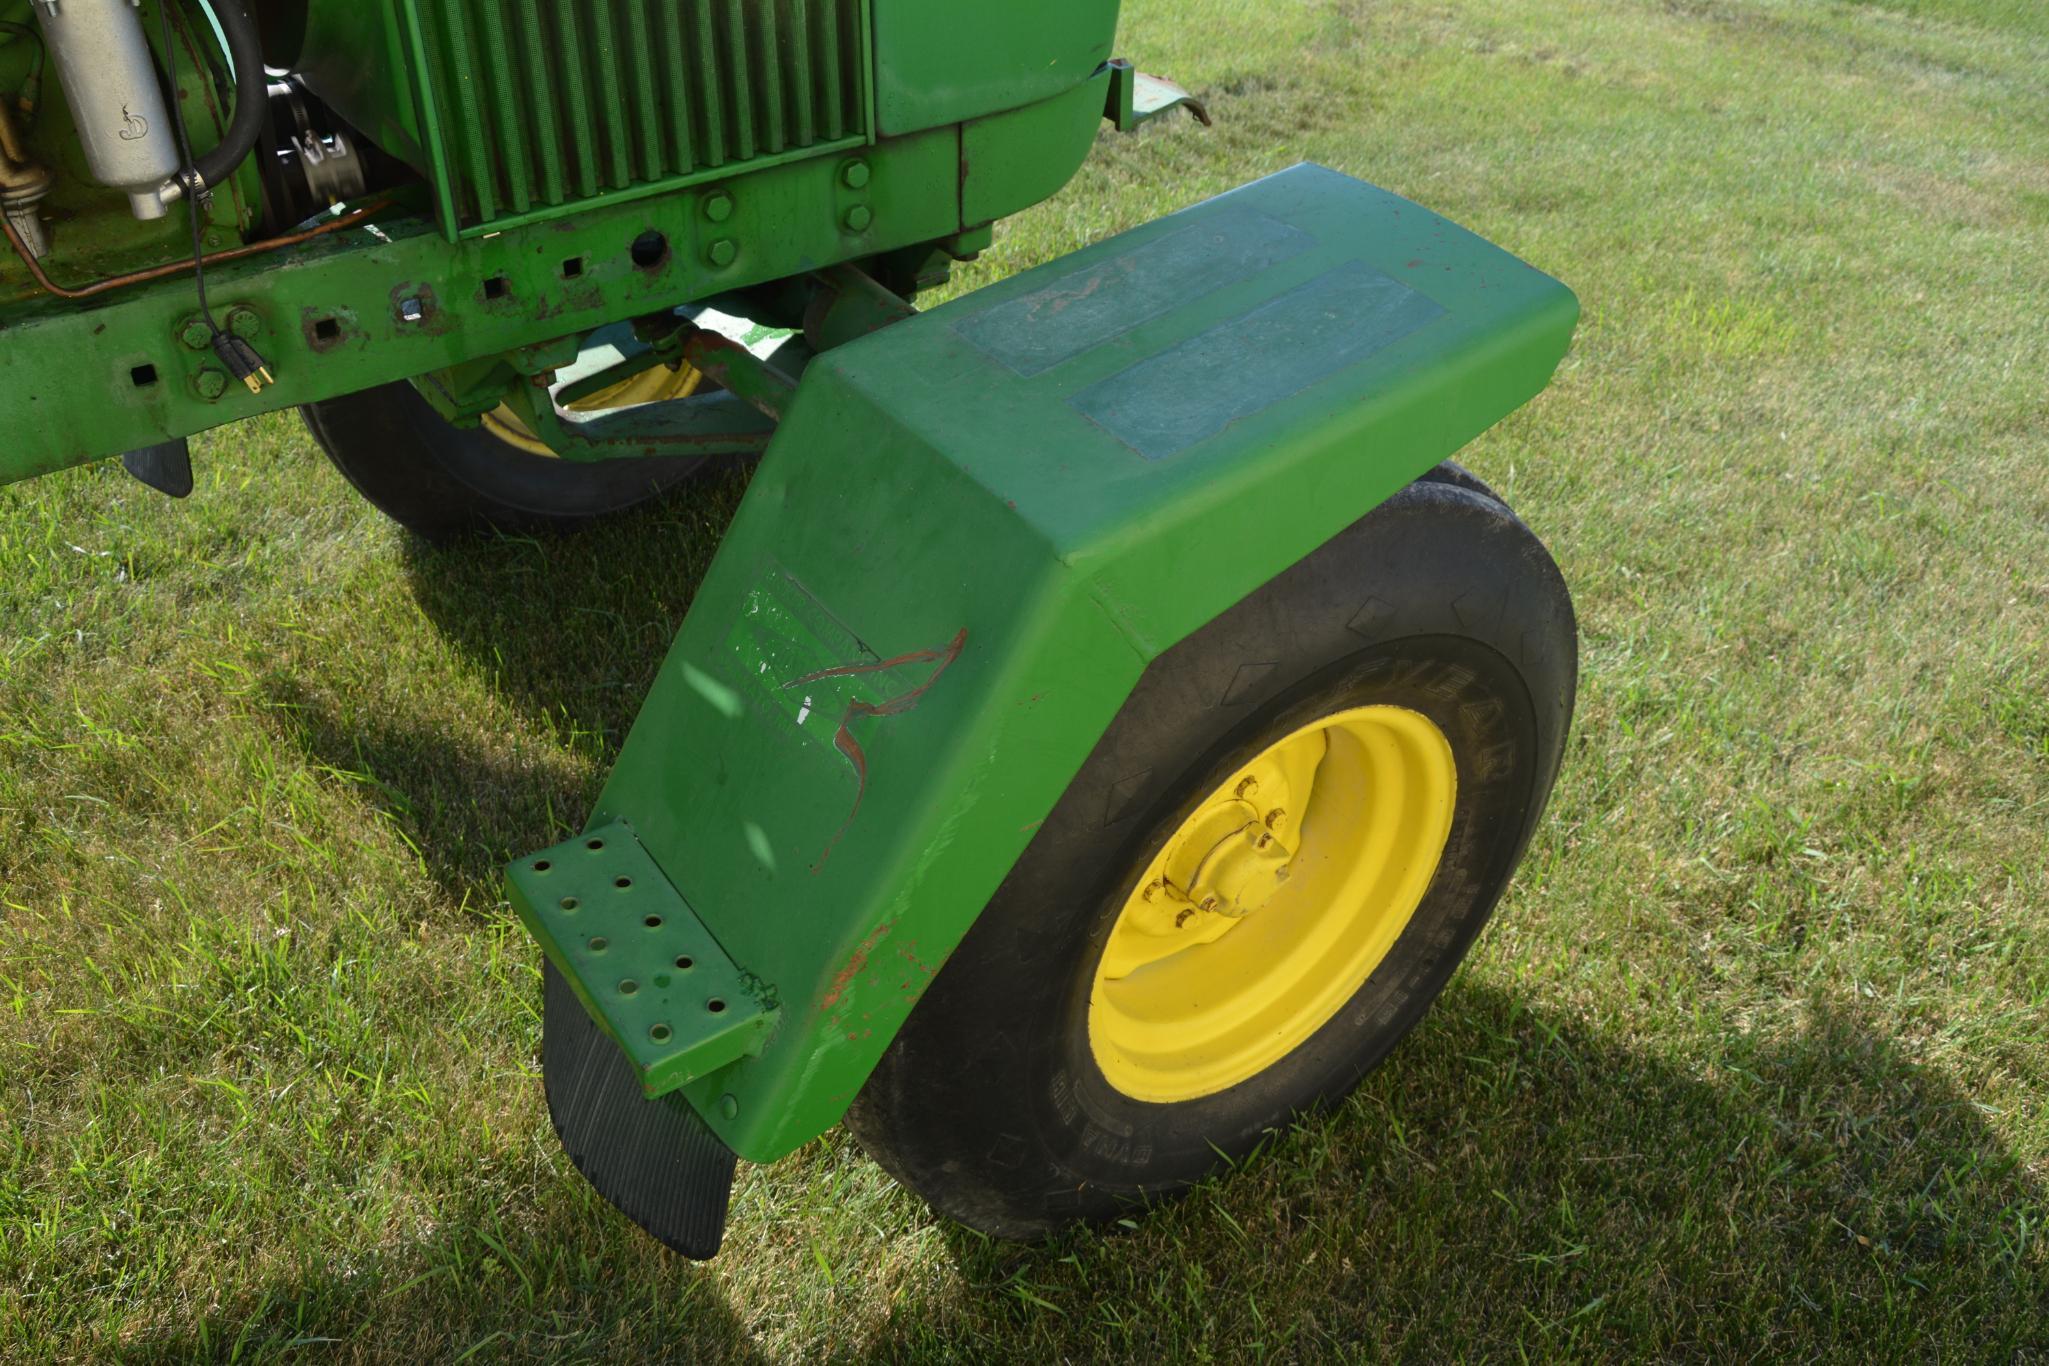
[264,469,751,907]
[879,983,2047,1356]
[106,982,2045,1358]
[398,466,752,756]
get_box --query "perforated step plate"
[508,821,775,1098]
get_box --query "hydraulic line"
[0,195,395,299]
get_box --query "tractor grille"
[407,0,871,235]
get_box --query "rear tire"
[301,380,713,541]
[846,471,1576,1238]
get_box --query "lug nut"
[1265,808,1286,830]
[1235,777,1259,800]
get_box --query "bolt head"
[841,160,870,189]
[1235,776,1259,800]
[178,317,212,350]
[707,238,737,267]
[193,368,228,400]
[843,204,873,233]
[1265,808,1287,830]
[703,191,734,223]
[718,1093,739,1120]
[226,307,261,340]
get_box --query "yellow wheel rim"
[480,362,706,456]
[1087,705,1457,1103]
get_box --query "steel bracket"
[1105,59,1212,132]
[507,821,777,1099]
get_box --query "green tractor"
[0,0,1579,1256]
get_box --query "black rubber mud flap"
[542,960,737,1258]
[120,438,193,498]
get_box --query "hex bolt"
[702,190,734,223]
[178,317,212,350]
[225,306,261,340]
[193,367,229,400]
[706,238,737,267]
[1265,808,1287,831]
[843,204,872,233]
[1174,908,1195,928]
[841,160,870,189]
[1235,777,1260,801]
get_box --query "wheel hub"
[1088,705,1458,1103]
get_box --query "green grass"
[4,0,2047,1357]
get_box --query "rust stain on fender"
[821,919,895,1014]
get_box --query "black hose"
[189,0,266,190]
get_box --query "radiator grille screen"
[408,0,870,233]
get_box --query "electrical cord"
[158,0,270,393]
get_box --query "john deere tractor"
[0,0,1579,1256]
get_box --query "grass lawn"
[5,0,2048,1358]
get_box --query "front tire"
[301,380,713,541]
[846,473,1576,1238]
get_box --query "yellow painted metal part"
[481,362,707,456]
[1088,705,1458,1103]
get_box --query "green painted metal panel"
[872,0,1120,134]
[570,164,1579,1160]
[0,127,961,484]
[958,67,1111,228]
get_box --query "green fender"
[506,163,1578,1161]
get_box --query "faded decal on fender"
[1069,259,1448,460]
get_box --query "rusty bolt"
[192,367,229,401]
[178,317,212,350]
[702,190,734,223]
[1198,895,1221,913]
[1265,808,1287,831]
[1234,776,1259,800]
[1141,879,1165,902]
[1174,908,1195,928]
[843,204,873,233]
[1255,832,1274,850]
[706,238,737,267]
